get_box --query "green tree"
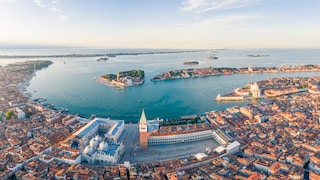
[0,166,5,172]
[301,84,308,89]
[5,110,13,119]
[102,74,117,80]
[26,111,32,118]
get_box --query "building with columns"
[138,109,215,149]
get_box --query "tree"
[102,74,117,80]
[5,110,13,119]
[26,111,32,118]
[301,84,308,89]
[0,166,5,172]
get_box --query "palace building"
[73,118,124,148]
[64,118,125,164]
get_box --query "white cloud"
[149,14,257,47]
[32,0,71,22]
[0,0,14,2]
[33,0,47,7]
[51,6,61,13]
[180,0,208,11]
[57,14,72,23]
[175,14,257,30]
[206,14,256,23]
[180,0,259,13]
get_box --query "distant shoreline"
[0,50,205,59]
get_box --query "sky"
[0,0,319,49]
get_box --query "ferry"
[96,57,108,62]
[205,55,219,60]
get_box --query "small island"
[96,69,144,87]
[183,61,199,65]
[247,54,270,57]
[96,57,108,62]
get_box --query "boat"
[34,96,47,102]
[150,77,165,82]
[42,103,54,108]
[205,55,218,60]
[59,108,69,114]
[183,61,199,65]
[97,57,108,62]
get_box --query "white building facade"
[148,129,213,145]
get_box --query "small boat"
[59,108,69,113]
[205,55,218,60]
[97,57,108,62]
[35,96,47,102]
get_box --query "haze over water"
[1,48,320,122]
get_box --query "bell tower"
[139,109,148,149]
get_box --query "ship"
[205,55,218,60]
[183,61,199,65]
[96,57,109,62]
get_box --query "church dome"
[250,82,259,91]
[98,141,108,150]
[83,145,93,154]
[94,135,102,142]
[89,138,98,148]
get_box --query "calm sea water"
[1,48,320,122]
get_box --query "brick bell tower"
[139,108,148,149]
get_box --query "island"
[247,54,271,57]
[183,61,199,65]
[96,69,144,87]
[151,64,320,81]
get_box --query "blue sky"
[0,0,319,49]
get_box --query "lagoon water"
[1,48,320,122]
